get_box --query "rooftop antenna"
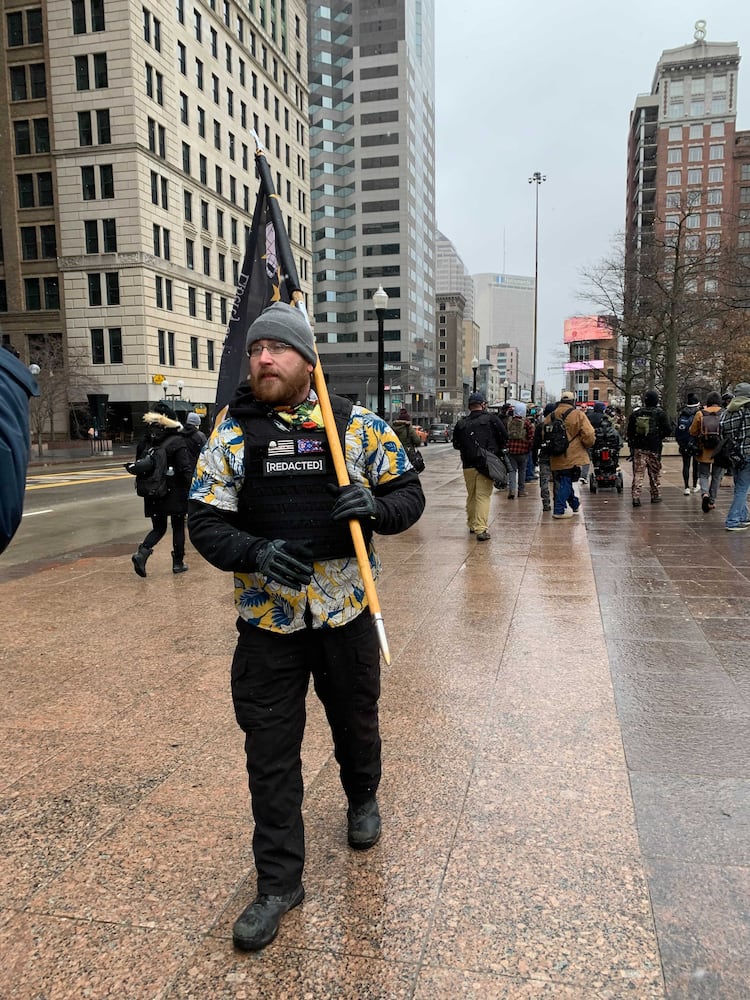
[502,228,506,274]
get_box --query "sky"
[433,0,750,392]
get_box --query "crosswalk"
[26,467,131,490]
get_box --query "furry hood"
[143,411,182,430]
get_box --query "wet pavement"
[0,446,748,998]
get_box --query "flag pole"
[251,132,391,665]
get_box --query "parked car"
[413,424,428,445]
[428,422,451,443]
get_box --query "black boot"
[347,797,381,850]
[131,544,152,578]
[232,884,305,951]
[171,551,188,574]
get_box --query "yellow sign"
[193,404,207,416]
[152,374,166,384]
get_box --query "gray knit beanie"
[245,302,317,365]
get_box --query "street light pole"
[372,284,388,419]
[471,356,479,393]
[503,379,509,404]
[528,171,546,404]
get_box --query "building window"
[666,171,681,186]
[109,327,123,363]
[687,146,702,162]
[207,340,215,369]
[204,292,212,321]
[667,126,682,141]
[706,233,721,250]
[708,167,723,183]
[707,189,722,205]
[188,286,196,316]
[689,124,703,139]
[184,189,192,221]
[91,328,105,364]
[185,239,194,269]
[709,144,724,161]
[667,148,682,164]
[706,212,721,228]
[687,168,702,185]
[710,122,725,138]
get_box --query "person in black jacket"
[187,302,425,953]
[451,391,508,540]
[0,346,39,555]
[181,411,207,470]
[626,388,673,506]
[129,403,194,575]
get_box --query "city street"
[4,458,145,575]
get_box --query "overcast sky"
[434,1,749,391]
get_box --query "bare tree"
[28,334,98,456]
[579,204,750,419]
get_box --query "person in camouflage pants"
[626,389,673,506]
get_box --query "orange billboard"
[563,315,614,344]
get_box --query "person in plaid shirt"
[505,402,535,499]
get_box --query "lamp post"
[372,284,388,418]
[162,379,169,399]
[503,379,509,403]
[471,356,479,393]
[528,171,546,404]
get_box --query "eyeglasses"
[248,341,292,358]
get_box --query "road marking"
[26,473,131,490]
[23,508,54,516]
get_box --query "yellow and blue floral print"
[190,401,410,632]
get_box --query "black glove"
[326,483,377,522]
[255,539,314,589]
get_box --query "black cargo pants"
[231,609,381,894]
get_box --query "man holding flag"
[188,302,424,952]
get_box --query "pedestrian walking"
[181,411,207,470]
[675,393,701,494]
[544,391,595,518]
[391,408,421,450]
[452,391,508,540]
[718,381,750,531]
[187,302,425,952]
[689,392,724,513]
[504,402,534,500]
[626,389,673,506]
[532,402,556,512]
[128,402,194,576]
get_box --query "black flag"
[213,185,289,417]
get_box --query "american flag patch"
[268,439,295,456]
[297,438,325,454]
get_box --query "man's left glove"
[327,483,377,522]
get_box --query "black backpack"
[133,443,170,498]
[544,407,575,457]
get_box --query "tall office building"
[435,228,477,398]
[307,0,436,422]
[472,272,535,392]
[1,0,310,438]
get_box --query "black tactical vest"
[236,396,373,558]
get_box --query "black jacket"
[627,406,673,455]
[188,386,425,574]
[452,410,508,470]
[181,425,207,470]
[135,413,194,517]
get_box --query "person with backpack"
[626,388,673,507]
[127,402,194,576]
[504,402,534,500]
[718,381,750,531]
[689,392,724,513]
[543,390,595,519]
[452,391,508,539]
[532,402,557,512]
[675,393,701,495]
[187,302,425,952]
[391,408,424,472]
